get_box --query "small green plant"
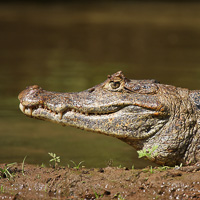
[131,164,135,170]
[1,185,4,193]
[118,194,126,200]
[44,184,48,193]
[22,156,27,176]
[158,166,171,171]
[118,164,123,169]
[0,162,17,179]
[142,166,154,174]
[93,189,104,199]
[150,166,154,174]
[174,163,183,169]
[48,152,60,168]
[107,159,113,167]
[36,174,41,179]
[114,193,126,200]
[40,163,46,168]
[70,160,84,170]
[137,145,158,160]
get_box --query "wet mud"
[0,163,200,199]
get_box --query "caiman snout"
[18,85,44,116]
[18,85,43,105]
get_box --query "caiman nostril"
[88,87,95,93]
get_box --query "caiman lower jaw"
[19,102,169,140]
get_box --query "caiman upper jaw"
[18,85,129,118]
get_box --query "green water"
[0,2,200,168]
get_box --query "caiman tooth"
[30,108,33,116]
[20,103,25,113]
[27,107,33,116]
[58,112,63,120]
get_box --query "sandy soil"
[0,163,200,200]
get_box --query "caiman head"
[18,71,200,166]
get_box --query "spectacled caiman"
[18,71,200,166]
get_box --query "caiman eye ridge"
[19,103,121,120]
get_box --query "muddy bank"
[0,163,200,199]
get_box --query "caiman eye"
[110,81,121,89]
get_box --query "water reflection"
[0,3,200,168]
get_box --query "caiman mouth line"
[19,103,125,120]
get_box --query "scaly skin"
[18,71,200,166]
